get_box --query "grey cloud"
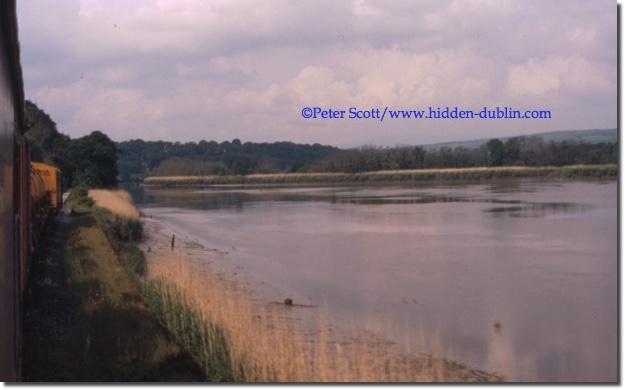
[17,0,616,146]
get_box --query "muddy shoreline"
[139,216,502,382]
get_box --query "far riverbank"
[143,164,616,187]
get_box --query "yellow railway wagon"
[30,162,62,211]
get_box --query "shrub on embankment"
[87,189,146,279]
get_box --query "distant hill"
[422,129,617,150]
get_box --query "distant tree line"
[121,135,616,179]
[25,100,118,188]
[309,137,617,173]
[116,139,338,181]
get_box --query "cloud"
[506,56,612,98]
[18,0,616,146]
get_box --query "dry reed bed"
[88,189,141,219]
[145,255,501,382]
[144,164,617,187]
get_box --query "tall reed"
[145,256,500,382]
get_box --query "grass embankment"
[144,164,617,187]
[21,188,204,381]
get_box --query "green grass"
[21,209,204,381]
[144,164,617,186]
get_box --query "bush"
[66,185,94,214]
[93,207,143,242]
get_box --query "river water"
[132,179,617,382]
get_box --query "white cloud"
[506,56,612,98]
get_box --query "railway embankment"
[21,189,204,381]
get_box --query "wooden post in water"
[171,234,175,250]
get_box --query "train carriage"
[0,0,24,381]
[1,1,63,380]
[30,162,62,211]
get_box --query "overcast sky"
[18,0,616,147]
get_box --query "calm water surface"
[133,179,617,381]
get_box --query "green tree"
[69,131,118,187]
[486,139,505,166]
[503,137,521,165]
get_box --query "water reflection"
[131,183,595,220]
[485,202,592,218]
[132,179,617,381]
